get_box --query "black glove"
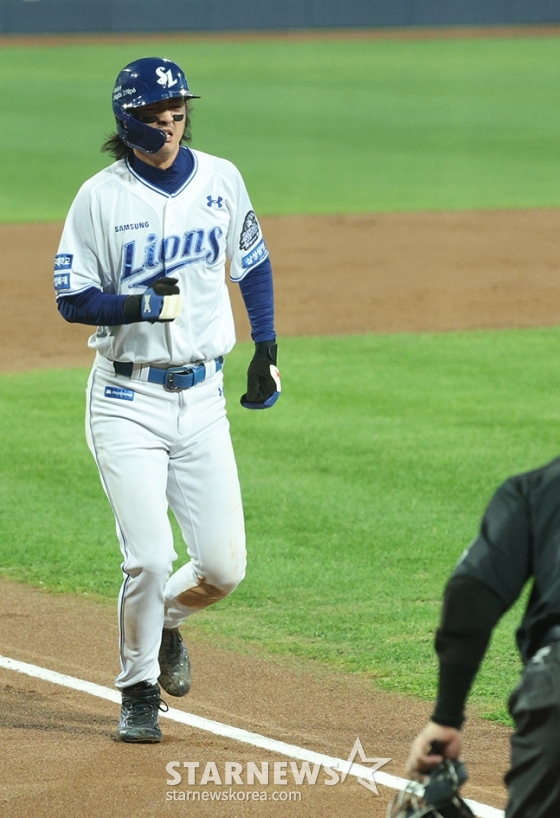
[240,341,281,410]
[124,277,181,323]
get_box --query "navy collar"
[128,146,195,195]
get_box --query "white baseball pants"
[86,356,246,689]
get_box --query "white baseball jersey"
[54,147,269,366]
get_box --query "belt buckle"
[163,366,193,392]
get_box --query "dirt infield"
[0,578,510,818]
[3,209,560,371]
[4,206,560,816]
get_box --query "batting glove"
[124,277,182,323]
[240,341,281,410]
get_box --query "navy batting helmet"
[112,57,200,154]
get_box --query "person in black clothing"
[405,457,560,818]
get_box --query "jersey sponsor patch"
[54,253,73,270]
[54,272,71,291]
[239,211,259,251]
[242,238,268,269]
[104,386,135,401]
[114,221,150,233]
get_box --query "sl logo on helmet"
[156,66,178,88]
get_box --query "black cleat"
[117,681,167,743]
[158,627,192,697]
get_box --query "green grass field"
[2,330,559,721]
[1,31,560,725]
[1,33,560,220]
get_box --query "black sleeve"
[452,476,532,608]
[431,575,505,728]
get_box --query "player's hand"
[240,341,281,409]
[405,721,463,781]
[124,277,182,323]
[141,277,182,322]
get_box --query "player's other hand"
[124,277,182,323]
[240,341,281,410]
[405,721,462,780]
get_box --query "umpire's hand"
[240,341,281,409]
[406,721,463,780]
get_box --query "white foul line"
[0,654,504,818]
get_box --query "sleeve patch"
[242,239,268,269]
[239,211,260,251]
[54,272,71,291]
[54,253,73,271]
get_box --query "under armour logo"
[156,66,178,88]
[143,294,152,313]
[207,196,224,208]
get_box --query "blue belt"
[113,358,223,391]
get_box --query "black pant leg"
[505,643,560,818]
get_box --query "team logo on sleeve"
[239,211,260,251]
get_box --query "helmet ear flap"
[115,110,167,154]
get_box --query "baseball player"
[54,57,281,742]
[405,457,560,818]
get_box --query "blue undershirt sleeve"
[57,287,130,326]
[238,258,276,343]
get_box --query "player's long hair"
[101,105,193,161]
